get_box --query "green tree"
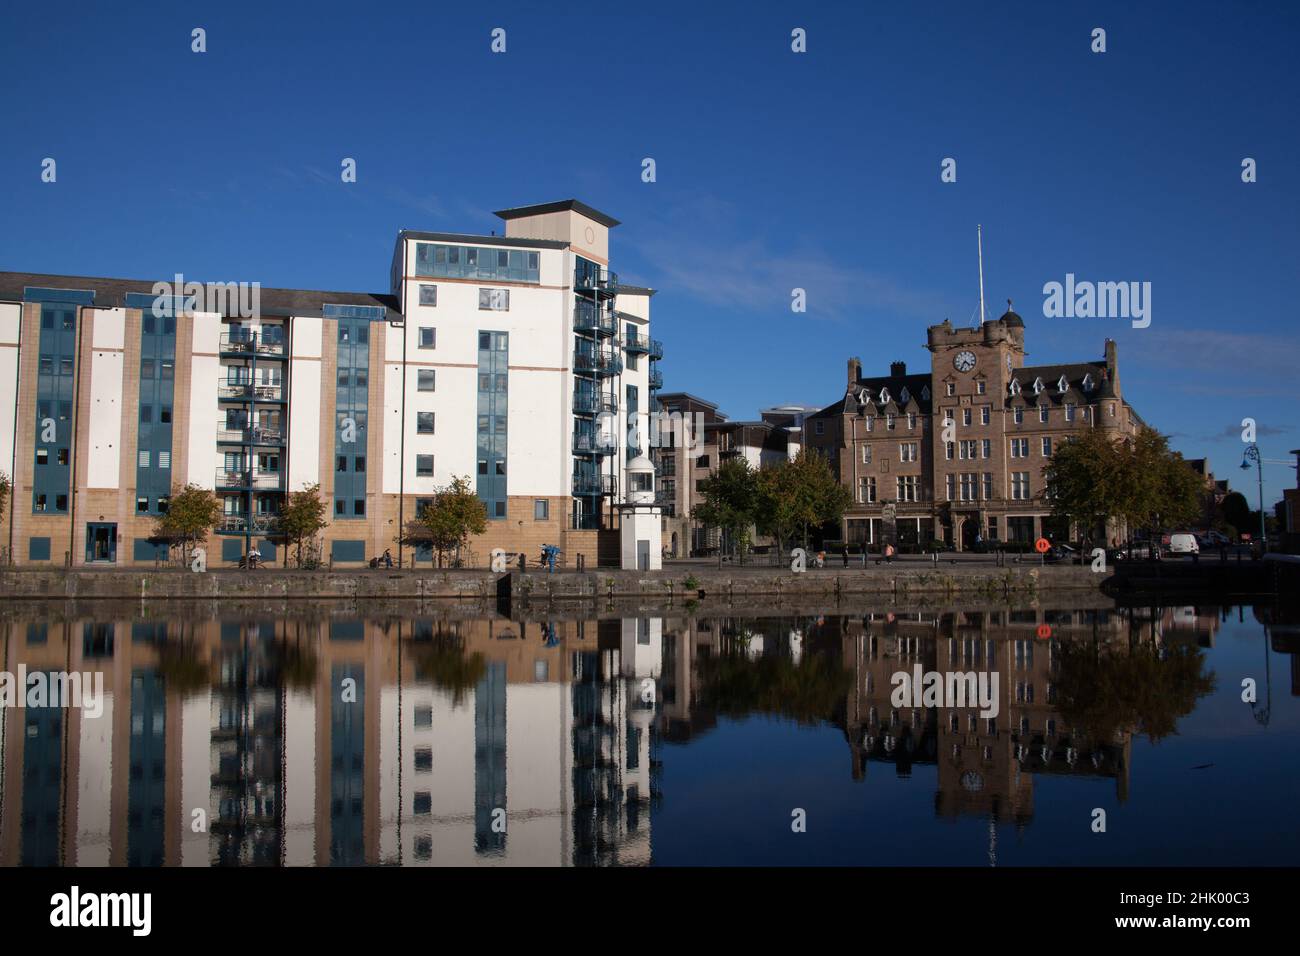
[279,483,329,567]
[692,457,759,564]
[1120,428,1203,540]
[1044,426,1202,546]
[1043,428,1123,542]
[407,475,488,568]
[154,483,223,564]
[756,449,851,552]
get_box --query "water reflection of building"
[0,613,662,866]
[840,609,1141,825]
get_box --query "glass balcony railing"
[572,473,614,496]
[215,469,285,490]
[649,338,663,360]
[574,303,616,335]
[220,332,287,358]
[574,349,623,377]
[217,427,285,446]
[574,268,618,298]
[218,382,284,402]
[624,332,649,354]
[218,515,279,534]
[572,433,614,456]
[572,391,617,416]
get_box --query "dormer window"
[975,379,986,395]
[898,386,910,404]
[1082,373,1094,393]
[1057,375,1068,394]
[920,386,930,401]
[878,387,890,404]
[1032,377,1044,395]
[945,382,956,397]
[1009,380,1021,396]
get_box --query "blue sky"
[2,0,1297,504]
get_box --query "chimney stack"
[890,361,907,377]
[1104,339,1119,392]
[848,356,861,386]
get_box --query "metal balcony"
[573,390,618,416]
[215,469,285,490]
[574,268,618,298]
[648,369,663,389]
[217,382,285,403]
[218,515,279,534]
[219,332,287,359]
[573,433,614,456]
[649,338,663,361]
[574,303,616,335]
[572,473,614,496]
[624,332,650,354]
[574,349,623,377]
[217,427,285,447]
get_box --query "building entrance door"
[86,523,117,563]
[637,539,649,571]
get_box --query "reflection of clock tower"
[925,308,1027,548]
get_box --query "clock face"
[954,350,977,373]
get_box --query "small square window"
[36,448,48,465]
[354,499,365,516]
[419,285,437,307]
[354,457,365,472]
[160,406,172,423]
[417,369,435,391]
[55,495,67,511]
[534,500,549,520]
[57,448,69,466]
[416,412,434,434]
[337,456,348,473]
[419,327,435,349]
[494,501,506,517]
[137,497,149,513]
[335,499,346,515]
[416,455,434,476]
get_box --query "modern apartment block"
[653,392,802,557]
[806,307,1143,550]
[0,199,662,567]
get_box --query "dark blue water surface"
[0,601,1294,866]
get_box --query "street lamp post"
[1241,444,1266,552]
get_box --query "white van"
[1167,532,1200,556]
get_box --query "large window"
[1011,472,1031,500]
[415,243,540,283]
[479,288,510,311]
[897,475,918,502]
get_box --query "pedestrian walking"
[841,546,849,568]
[884,542,895,564]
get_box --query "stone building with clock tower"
[806,306,1142,550]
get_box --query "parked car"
[1167,532,1200,556]
[1044,544,1084,564]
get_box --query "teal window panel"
[221,539,243,562]
[332,539,366,562]
[28,537,51,561]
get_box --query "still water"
[1,598,1296,866]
